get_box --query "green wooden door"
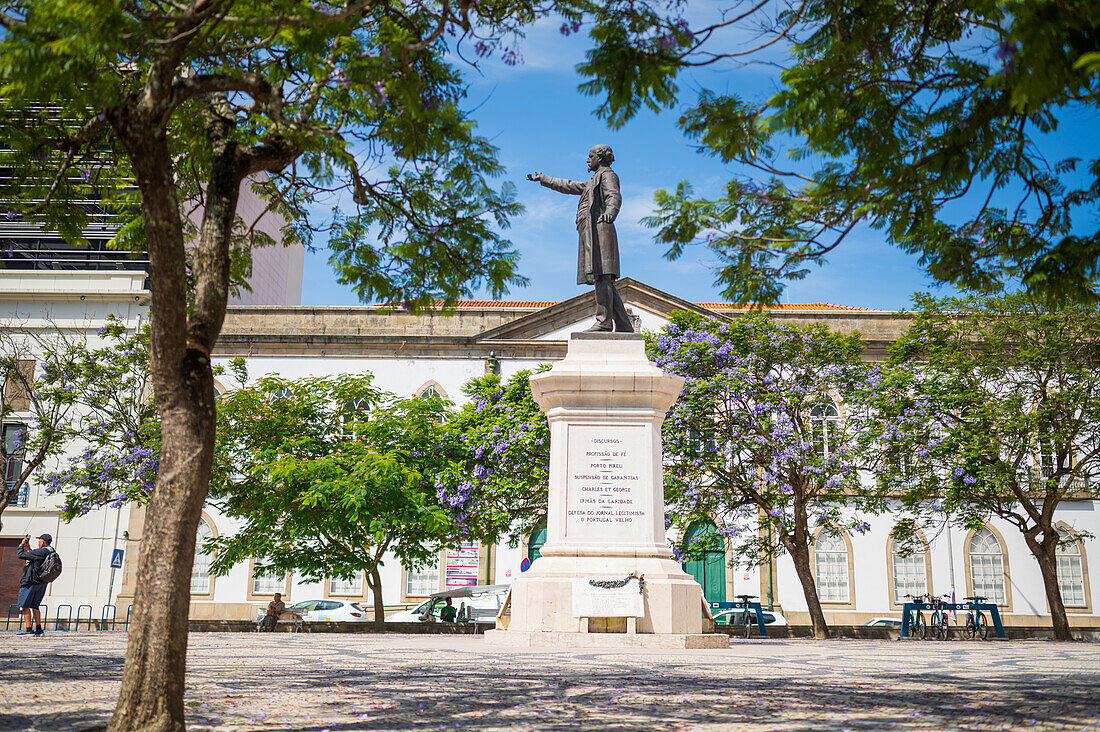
[683,521,726,603]
[527,521,547,564]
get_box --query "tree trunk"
[367,564,385,630]
[1025,531,1073,642]
[108,114,239,731]
[788,541,830,639]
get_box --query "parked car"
[862,617,903,627]
[254,599,371,624]
[712,608,790,627]
[387,584,510,626]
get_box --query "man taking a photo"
[16,533,54,637]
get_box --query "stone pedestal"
[485,333,726,649]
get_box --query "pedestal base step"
[483,629,729,649]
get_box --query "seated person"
[261,592,286,631]
[439,597,457,623]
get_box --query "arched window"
[418,385,442,400]
[338,398,370,439]
[968,528,1006,604]
[890,541,928,605]
[809,400,839,459]
[814,532,850,602]
[191,518,213,594]
[1056,529,1087,607]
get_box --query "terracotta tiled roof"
[451,300,557,308]
[697,302,877,312]
[370,300,556,308]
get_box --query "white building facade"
[2,272,1097,628]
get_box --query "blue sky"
[300,17,1099,312]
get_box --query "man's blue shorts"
[17,583,47,610]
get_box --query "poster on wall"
[444,542,480,589]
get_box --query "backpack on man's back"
[38,547,62,583]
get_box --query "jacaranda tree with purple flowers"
[208,373,460,628]
[870,293,1100,642]
[435,368,550,546]
[649,311,877,639]
[41,316,158,521]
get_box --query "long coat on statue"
[540,167,621,285]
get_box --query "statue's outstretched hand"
[526,172,542,182]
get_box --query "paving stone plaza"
[1,633,1098,731]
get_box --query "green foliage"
[208,373,461,621]
[876,293,1100,539]
[578,0,1100,305]
[0,0,559,307]
[435,367,551,545]
[649,311,876,567]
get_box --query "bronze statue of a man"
[527,144,633,332]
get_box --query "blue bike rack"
[5,604,20,630]
[125,604,133,631]
[101,604,117,631]
[709,600,768,637]
[75,603,93,631]
[54,604,73,631]
[900,601,1006,638]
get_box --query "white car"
[862,617,903,627]
[712,608,790,627]
[387,584,509,625]
[255,599,371,623]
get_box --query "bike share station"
[900,599,1006,639]
[709,597,769,637]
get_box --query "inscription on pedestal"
[565,424,646,541]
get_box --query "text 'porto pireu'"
[566,426,646,540]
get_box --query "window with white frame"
[809,400,839,459]
[1056,529,1086,607]
[405,560,440,597]
[252,569,284,595]
[891,543,927,604]
[329,573,364,596]
[191,519,212,594]
[968,528,1006,604]
[814,532,850,602]
[1037,424,1059,479]
[338,398,370,439]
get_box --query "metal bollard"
[54,604,73,631]
[75,604,93,631]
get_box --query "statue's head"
[587,144,615,170]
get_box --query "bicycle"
[904,594,930,639]
[927,594,952,640]
[963,596,990,640]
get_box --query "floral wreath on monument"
[588,571,645,595]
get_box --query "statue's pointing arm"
[598,169,621,223]
[536,174,585,195]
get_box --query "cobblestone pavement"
[1,632,1099,731]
